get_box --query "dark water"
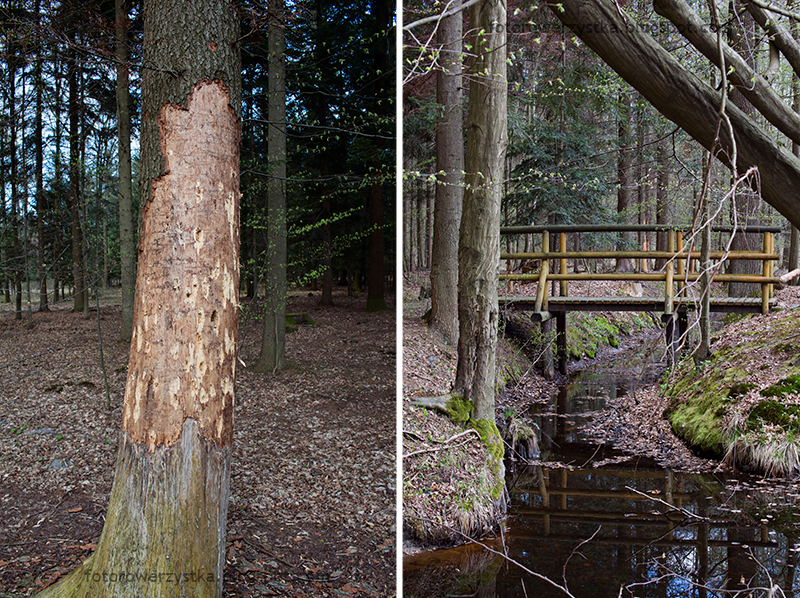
[404,368,800,597]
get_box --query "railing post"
[762,231,773,315]
[535,231,550,312]
[676,230,684,297]
[665,230,675,315]
[559,232,567,297]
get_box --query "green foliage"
[760,376,800,398]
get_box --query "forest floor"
[0,287,396,597]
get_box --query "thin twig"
[407,515,578,597]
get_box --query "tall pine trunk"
[429,0,463,342]
[252,0,287,372]
[616,92,634,272]
[454,0,507,427]
[117,0,135,341]
[39,0,241,595]
[365,0,392,313]
[68,36,85,314]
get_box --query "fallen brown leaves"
[0,288,395,597]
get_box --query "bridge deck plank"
[498,295,776,314]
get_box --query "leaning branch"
[746,0,800,79]
[549,0,800,230]
[655,0,800,145]
[403,0,482,31]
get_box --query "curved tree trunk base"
[37,418,230,598]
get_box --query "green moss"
[760,375,800,398]
[747,400,800,433]
[285,313,315,333]
[470,418,505,462]
[445,395,474,424]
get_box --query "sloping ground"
[663,286,800,476]
[0,289,395,597]
[401,277,509,552]
[402,274,664,551]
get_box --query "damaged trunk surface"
[39,81,240,598]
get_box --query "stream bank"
[405,315,800,597]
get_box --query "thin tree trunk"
[117,0,135,341]
[36,0,48,312]
[252,0,288,371]
[321,195,334,305]
[727,0,761,298]
[429,0,463,342]
[39,0,241,594]
[365,0,392,313]
[654,137,670,270]
[454,0,507,426]
[616,91,634,272]
[68,35,85,314]
[9,37,22,320]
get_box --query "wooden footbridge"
[498,225,782,374]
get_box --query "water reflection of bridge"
[506,464,796,597]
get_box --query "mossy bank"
[664,306,800,476]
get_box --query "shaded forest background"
[402,0,799,281]
[0,0,395,324]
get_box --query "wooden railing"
[499,224,782,316]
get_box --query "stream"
[404,354,800,597]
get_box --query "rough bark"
[8,36,21,320]
[252,0,288,372]
[654,138,670,270]
[68,37,85,314]
[117,0,135,342]
[36,0,48,312]
[616,92,634,272]
[429,0,464,343]
[549,0,800,231]
[39,0,241,593]
[453,0,507,423]
[365,0,392,313]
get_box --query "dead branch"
[403,429,481,459]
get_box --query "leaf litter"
[0,289,395,597]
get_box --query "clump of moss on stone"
[445,395,474,424]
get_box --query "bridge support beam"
[662,311,688,363]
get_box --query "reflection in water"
[404,370,800,597]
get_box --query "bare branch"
[403,0,482,31]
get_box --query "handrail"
[500,227,777,315]
[500,224,783,234]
